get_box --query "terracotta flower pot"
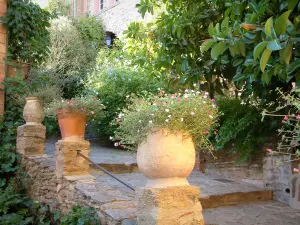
[7,60,30,80]
[57,109,86,140]
[137,128,196,188]
[23,97,44,124]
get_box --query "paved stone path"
[94,171,265,198]
[204,201,300,225]
[46,139,137,165]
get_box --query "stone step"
[75,171,274,224]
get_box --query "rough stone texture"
[136,186,204,225]
[17,124,46,156]
[263,154,292,204]
[56,139,90,178]
[96,0,152,36]
[289,174,300,210]
[200,149,265,187]
[0,0,6,116]
[203,201,300,225]
[21,155,137,224]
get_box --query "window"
[73,0,76,17]
[100,0,104,10]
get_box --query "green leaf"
[275,10,292,35]
[232,73,246,82]
[262,73,272,84]
[208,23,215,36]
[288,0,299,10]
[233,58,244,67]
[253,41,268,60]
[267,40,282,51]
[280,42,293,65]
[200,40,214,53]
[211,42,228,59]
[221,17,229,32]
[260,48,272,72]
[288,61,300,75]
[238,41,246,56]
[265,17,273,37]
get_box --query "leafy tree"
[124,0,300,103]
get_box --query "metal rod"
[77,151,135,191]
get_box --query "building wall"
[0,0,6,116]
[94,0,152,36]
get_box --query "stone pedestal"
[56,138,90,178]
[17,124,46,156]
[137,186,204,225]
[289,174,300,210]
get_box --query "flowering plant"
[262,83,300,174]
[45,96,105,117]
[111,89,218,150]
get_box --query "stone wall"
[263,155,292,204]
[0,0,7,116]
[21,155,137,225]
[96,0,152,36]
[199,149,265,187]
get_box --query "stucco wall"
[0,0,7,116]
[96,0,152,36]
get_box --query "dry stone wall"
[21,155,137,225]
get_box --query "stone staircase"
[42,140,300,224]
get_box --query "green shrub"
[212,96,278,161]
[112,90,218,150]
[0,0,51,65]
[60,206,100,225]
[85,65,165,138]
[73,16,105,51]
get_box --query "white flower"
[196,91,200,94]
[193,83,197,87]
[165,119,169,123]
[109,136,113,140]
[209,115,213,119]
[168,115,172,118]
[149,120,153,124]
[114,143,119,147]
[118,113,124,118]
[191,112,195,116]
[165,109,170,112]
[180,118,184,122]
[138,120,142,123]
[184,94,189,98]
[151,114,154,116]
[185,89,189,93]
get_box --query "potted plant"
[45,96,105,139]
[112,90,218,188]
[0,0,51,79]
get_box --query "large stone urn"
[137,128,195,188]
[23,97,44,125]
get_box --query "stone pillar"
[56,138,90,178]
[0,0,7,116]
[263,154,291,204]
[137,186,204,225]
[17,98,46,156]
[289,174,300,210]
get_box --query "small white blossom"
[180,118,184,122]
[165,109,170,112]
[193,83,197,87]
[114,143,119,147]
[184,94,189,98]
[191,112,195,116]
[149,120,153,124]
[139,120,142,123]
[209,115,213,119]
[109,136,113,140]
[165,119,169,123]
[168,115,172,118]
[151,114,154,116]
